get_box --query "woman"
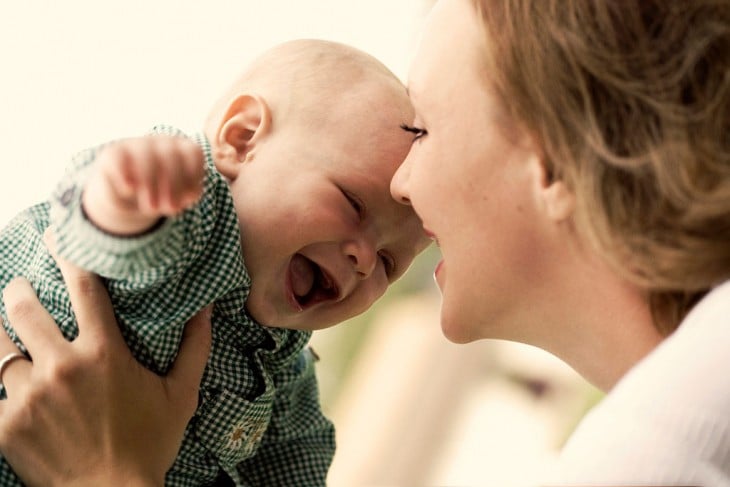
[1,0,728,484]
[390,0,729,483]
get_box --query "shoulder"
[609,280,730,402]
[552,280,730,484]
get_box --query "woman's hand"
[0,248,212,487]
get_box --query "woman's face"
[391,0,558,343]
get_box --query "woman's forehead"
[407,0,484,95]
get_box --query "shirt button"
[58,186,76,207]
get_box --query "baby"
[0,39,428,486]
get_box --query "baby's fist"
[96,135,205,216]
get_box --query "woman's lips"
[426,227,444,291]
[424,228,439,245]
[434,259,445,291]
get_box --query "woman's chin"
[439,307,476,344]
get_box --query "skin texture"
[390,0,662,390]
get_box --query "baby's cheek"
[338,285,379,323]
[362,277,389,309]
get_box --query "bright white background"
[0,0,426,225]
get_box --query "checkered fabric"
[0,126,335,486]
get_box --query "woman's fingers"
[0,230,206,485]
[2,278,63,358]
[0,317,31,397]
[167,306,212,416]
[1,277,58,395]
[43,230,123,348]
[0,316,24,359]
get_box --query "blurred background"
[0,1,601,485]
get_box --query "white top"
[552,280,730,486]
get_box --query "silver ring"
[0,352,27,387]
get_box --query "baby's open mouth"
[289,254,340,309]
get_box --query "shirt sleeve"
[48,134,214,289]
[232,347,336,487]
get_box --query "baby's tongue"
[290,254,315,298]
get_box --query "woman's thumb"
[167,306,212,414]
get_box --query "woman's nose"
[390,156,412,205]
[342,238,377,279]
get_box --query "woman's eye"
[378,251,396,277]
[342,190,365,219]
[400,123,428,142]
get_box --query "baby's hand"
[83,136,205,235]
[98,136,204,215]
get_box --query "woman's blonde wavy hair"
[471,0,730,334]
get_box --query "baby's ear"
[216,94,271,179]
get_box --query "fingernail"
[203,305,213,319]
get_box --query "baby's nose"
[342,238,377,279]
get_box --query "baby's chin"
[242,298,281,328]
[243,301,338,332]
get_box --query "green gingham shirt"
[0,126,335,486]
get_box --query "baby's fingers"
[156,139,204,213]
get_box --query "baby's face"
[227,86,430,330]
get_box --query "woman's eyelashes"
[400,123,428,142]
